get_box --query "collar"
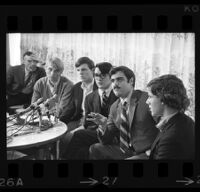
[25,67,31,76]
[120,88,133,106]
[48,76,61,88]
[24,65,37,75]
[98,84,112,98]
[156,111,178,132]
[81,79,94,91]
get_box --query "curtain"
[7,33,21,67]
[18,33,195,119]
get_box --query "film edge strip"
[0,4,199,188]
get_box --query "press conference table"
[7,118,68,160]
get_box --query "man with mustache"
[89,66,158,159]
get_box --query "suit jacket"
[31,76,74,117]
[7,64,46,95]
[84,89,118,129]
[149,112,195,160]
[59,81,98,124]
[98,90,158,154]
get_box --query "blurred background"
[6,33,195,119]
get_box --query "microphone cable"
[7,109,36,138]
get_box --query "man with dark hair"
[89,66,158,159]
[61,62,118,159]
[126,74,194,160]
[59,56,97,130]
[59,57,97,155]
[7,51,46,114]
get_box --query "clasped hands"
[86,112,107,134]
[86,112,107,126]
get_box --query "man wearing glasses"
[60,62,118,159]
[7,51,46,114]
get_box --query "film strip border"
[3,14,196,32]
[1,161,200,188]
[0,5,199,32]
[0,4,200,188]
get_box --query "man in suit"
[127,74,195,160]
[59,57,97,130]
[7,51,46,113]
[61,62,118,159]
[89,66,158,159]
[59,57,97,156]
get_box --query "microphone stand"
[36,106,42,132]
[54,103,59,124]
[45,104,53,128]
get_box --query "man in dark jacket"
[89,66,158,159]
[7,51,46,113]
[126,74,194,160]
[59,57,97,131]
[61,62,118,159]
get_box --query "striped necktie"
[102,91,108,109]
[120,101,131,153]
[24,71,32,86]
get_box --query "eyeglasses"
[27,60,37,63]
[94,73,107,79]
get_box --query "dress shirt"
[81,79,94,115]
[47,77,61,95]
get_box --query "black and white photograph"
[6,33,195,160]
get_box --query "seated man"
[59,57,97,156]
[7,51,46,114]
[32,57,73,118]
[126,74,195,160]
[60,62,118,159]
[59,57,97,131]
[10,57,73,160]
[89,66,158,159]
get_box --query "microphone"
[44,94,58,108]
[46,110,51,120]
[17,98,44,116]
[36,105,53,131]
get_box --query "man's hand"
[126,153,149,160]
[86,112,107,126]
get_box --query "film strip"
[0,4,200,188]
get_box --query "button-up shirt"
[47,77,61,95]
[81,79,94,115]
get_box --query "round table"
[7,119,68,159]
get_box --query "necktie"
[101,91,109,117]
[24,71,32,86]
[102,91,108,109]
[120,101,131,153]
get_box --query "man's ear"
[129,77,134,86]
[92,68,95,75]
